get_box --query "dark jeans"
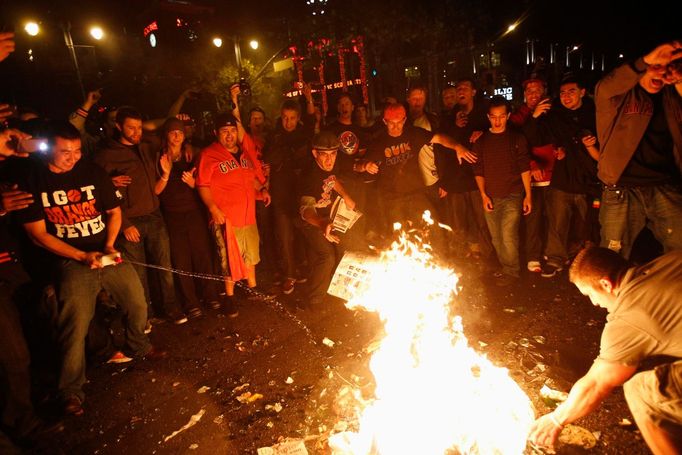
[381,190,435,233]
[544,188,587,267]
[164,209,219,310]
[523,185,547,263]
[446,190,493,258]
[301,225,341,304]
[0,263,33,434]
[56,260,151,401]
[484,193,522,277]
[117,210,180,316]
[600,184,682,259]
[256,201,278,275]
[272,206,298,279]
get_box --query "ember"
[329,227,534,454]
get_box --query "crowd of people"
[1,28,681,453]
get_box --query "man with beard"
[94,107,186,325]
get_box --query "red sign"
[143,21,158,38]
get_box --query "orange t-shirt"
[196,134,265,227]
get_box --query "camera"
[239,77,251,97]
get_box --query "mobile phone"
[19,138,48,153]
[101,252,122,267]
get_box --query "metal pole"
[63,22,85,100]
[234,37,243,74]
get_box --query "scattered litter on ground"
[559,424,597,449]
[266,403,283,413]
[232,383,250,393]
[213,414,224,425]
[503,308,516,313]
[285,376,294,384]
[188,443,199,450]
[540,384,569,407]
[172,382,180,387]
[322,338,335,348]
[196,386,210,394]
[619,418,633,426]
[257,438,308,455]
[163,409,205,443]
[532,335,546,344]
[478,341,488,348]
[237,392,264,403]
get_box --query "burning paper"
[329,229,534,454]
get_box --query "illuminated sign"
[284,78,364,97]
[494,86,513,100]
[143,21,158,38]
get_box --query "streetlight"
[507,24,517,32]
[212,37,223,48]
[24,22,40,36]
[249,39,259,50]
[89,26,104,40]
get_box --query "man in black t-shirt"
[298,131,356,307]
[17,123,162,417]
[357,103,475,234]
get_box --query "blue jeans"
[599,184,682,259]
[116,211,180,316]
[484,193,522,277]
[544,188,588,267]
[57,260,151,401]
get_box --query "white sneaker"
[527,261,542,273]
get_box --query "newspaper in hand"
[327,251,378,301]
[329,196,362,233]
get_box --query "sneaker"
[106,351,133,364]
[223,296,239,318]
[187,307,203,319]
[540,263,563,278]
[282,278,296,295]
[168,310,188,325]
[63,395,84,417]
[208,300,222,310]
[527,261,542,273]
[144,320,152,335]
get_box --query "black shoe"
[187,307,203,319]
[62,395,84,417]
[540,263,563,278]
[223,296,239,318]
[143,346,168,361]
[494,274,518,287]
[167,310,188,325]
[16,416,64,441]
[208,300,222,310]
